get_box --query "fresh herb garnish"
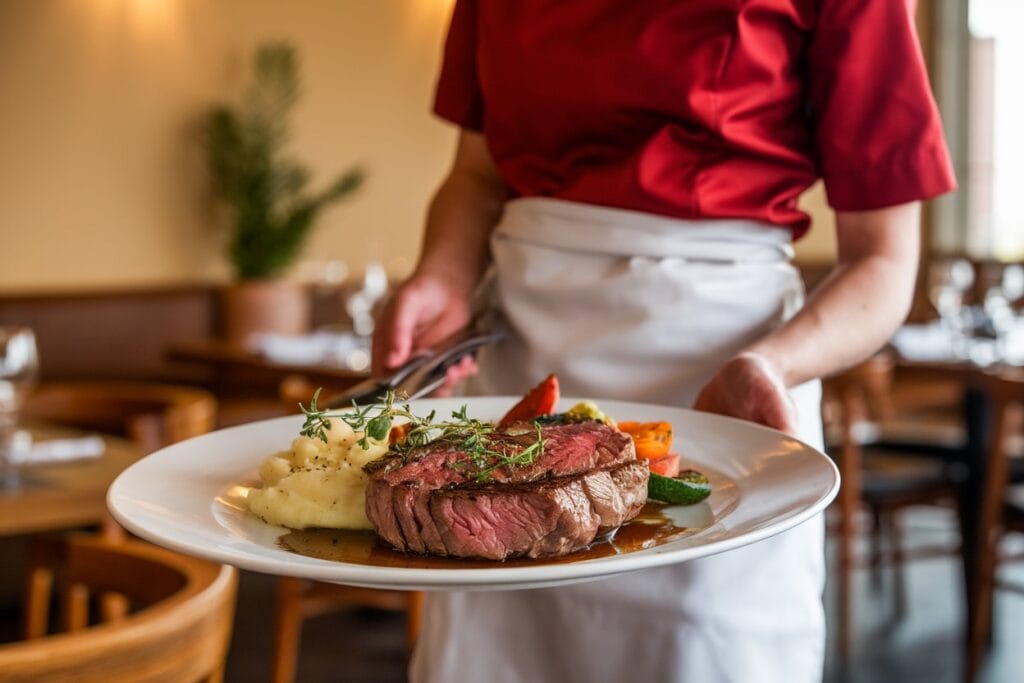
[298,389,545,482]
[473,422,545,481]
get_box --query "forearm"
[747,202,921,386]
[748,254,916,385]
[415,136,506,295]
[372,133,506,373]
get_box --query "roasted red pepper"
[498,374,560,427]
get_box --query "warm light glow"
[401,0,457,43]
[69,0,185,52]
[216,484,254,512]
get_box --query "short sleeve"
[808,0,957,211]
[432,0,484,130]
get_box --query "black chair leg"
[870,504,885,592]
[884,510,909,622]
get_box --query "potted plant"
[204,42,364,342]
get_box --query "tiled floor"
[822,507,1024,683]
[227,575,407,683]
[225,507,1024,682]
[4,509,1015,681]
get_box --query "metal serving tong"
[325,323,504,409]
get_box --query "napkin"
[889,322,955,362]
[250,331,370,370]
[890,318,1024,365]
[1003,321,1024,364]
[9,435,106,465]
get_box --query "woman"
[373,1,956,681]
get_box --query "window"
[966,1,1024,259]
[931,0,1024,260]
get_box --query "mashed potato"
[247,419,389,530]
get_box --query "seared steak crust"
[364,422,649,560]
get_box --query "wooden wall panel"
[0,288,216,382]
[0,285,351,383]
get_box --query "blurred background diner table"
[2,1,1024,682]
[0,425,137,538]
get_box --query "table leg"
[959,386,993,658]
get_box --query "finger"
[756,387,799,435]
[447,355,478,384]
[371,295,407,376]
[432,384,455,398]
[434,356,478,397]
[433,365,463,398]
[413,305,472,351]
[371,299,395,376]
[456,354,478,378]
[691,384,721,415]
[386,292,422,369]
[373,290,421,374]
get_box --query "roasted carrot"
[618,421,673,459]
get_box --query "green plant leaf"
[202,42,365,280]
[317,167,365,204]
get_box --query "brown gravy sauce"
[278,503,693,568]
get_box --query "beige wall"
[0,0,457,292]
[795,182,839,264]
[0,0,837,294]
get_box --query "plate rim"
[107,397,840,589]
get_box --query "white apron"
[410,198,826,683]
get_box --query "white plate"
[108,397,839,591]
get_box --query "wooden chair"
[270,375,423,683]
[23,381,216,537]
[823,354,961,661]
[24,381,218,456]
[2,535,237,683]
[966,369,1024,682]
[21,381,218,633]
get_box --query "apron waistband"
[495,198,794,264]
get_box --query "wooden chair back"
[821,353,896,661]
[24,381,217,454]
[822,355,897,504]
[3,536,237,683]
[967,369,1024,680]
[823,354,896,436]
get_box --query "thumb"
[372,290,421,374]
[758,387,799,436]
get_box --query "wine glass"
[928,258,975,358]
[1001,263,1024,305]
[0,327,39,487]
[998,264,1024,364]
[345,262,389,339]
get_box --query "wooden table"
[166,339,368,393]
[0,426,141,537]
[890,355,1022,659]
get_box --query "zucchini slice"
[647,470,712,505]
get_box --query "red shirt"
[433,0,957,238]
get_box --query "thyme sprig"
[300,388,409,447]
[473,423,545,481]
[298,389,545,482]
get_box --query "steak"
[364,421,649,560]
